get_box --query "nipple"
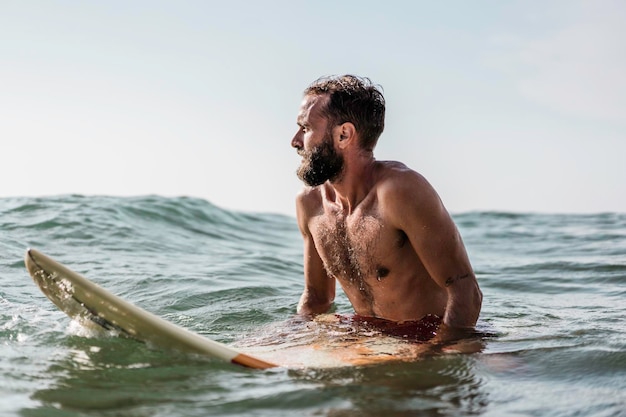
[376,267,389,281]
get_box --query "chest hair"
[317,213,382,291]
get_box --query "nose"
[291,130,302,149]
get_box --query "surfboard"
[24,248,277,369]
[25,249,466,369]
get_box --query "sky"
[1,0,624,216]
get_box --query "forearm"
[442,277,482,329]
[430,280,482,344]
[297,288,333,316]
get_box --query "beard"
[296,136,344,187]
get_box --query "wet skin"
[292,94,482,334]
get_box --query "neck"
[328,151,376,214]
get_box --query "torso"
[306,162,448,322]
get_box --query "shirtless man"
[291,75,482,341]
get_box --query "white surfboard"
[25,249,452,369]
[24,248,277,369]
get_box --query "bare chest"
[311,211,407,287]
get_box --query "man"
[291,75,482,341]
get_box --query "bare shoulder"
[295,186,323,212]
[375,161,440,206]
[373,161,449,232]
[295,186,323,234]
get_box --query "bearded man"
[291,75,482,341]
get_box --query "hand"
[431,323,485,354]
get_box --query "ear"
[334,122,356,150]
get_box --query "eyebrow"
[296,114,308,126]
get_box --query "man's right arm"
[295,190,335,316]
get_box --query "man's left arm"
[388,172,482,332]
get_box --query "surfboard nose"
[24,248,41,276]
[24,248,56,284]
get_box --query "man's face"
[292,95,344,186]
[296,129,344,186]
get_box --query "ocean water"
[1,195,625,417]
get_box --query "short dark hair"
[304,75,385,151]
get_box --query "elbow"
[472,282,483,323]
[464,278,483,326]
